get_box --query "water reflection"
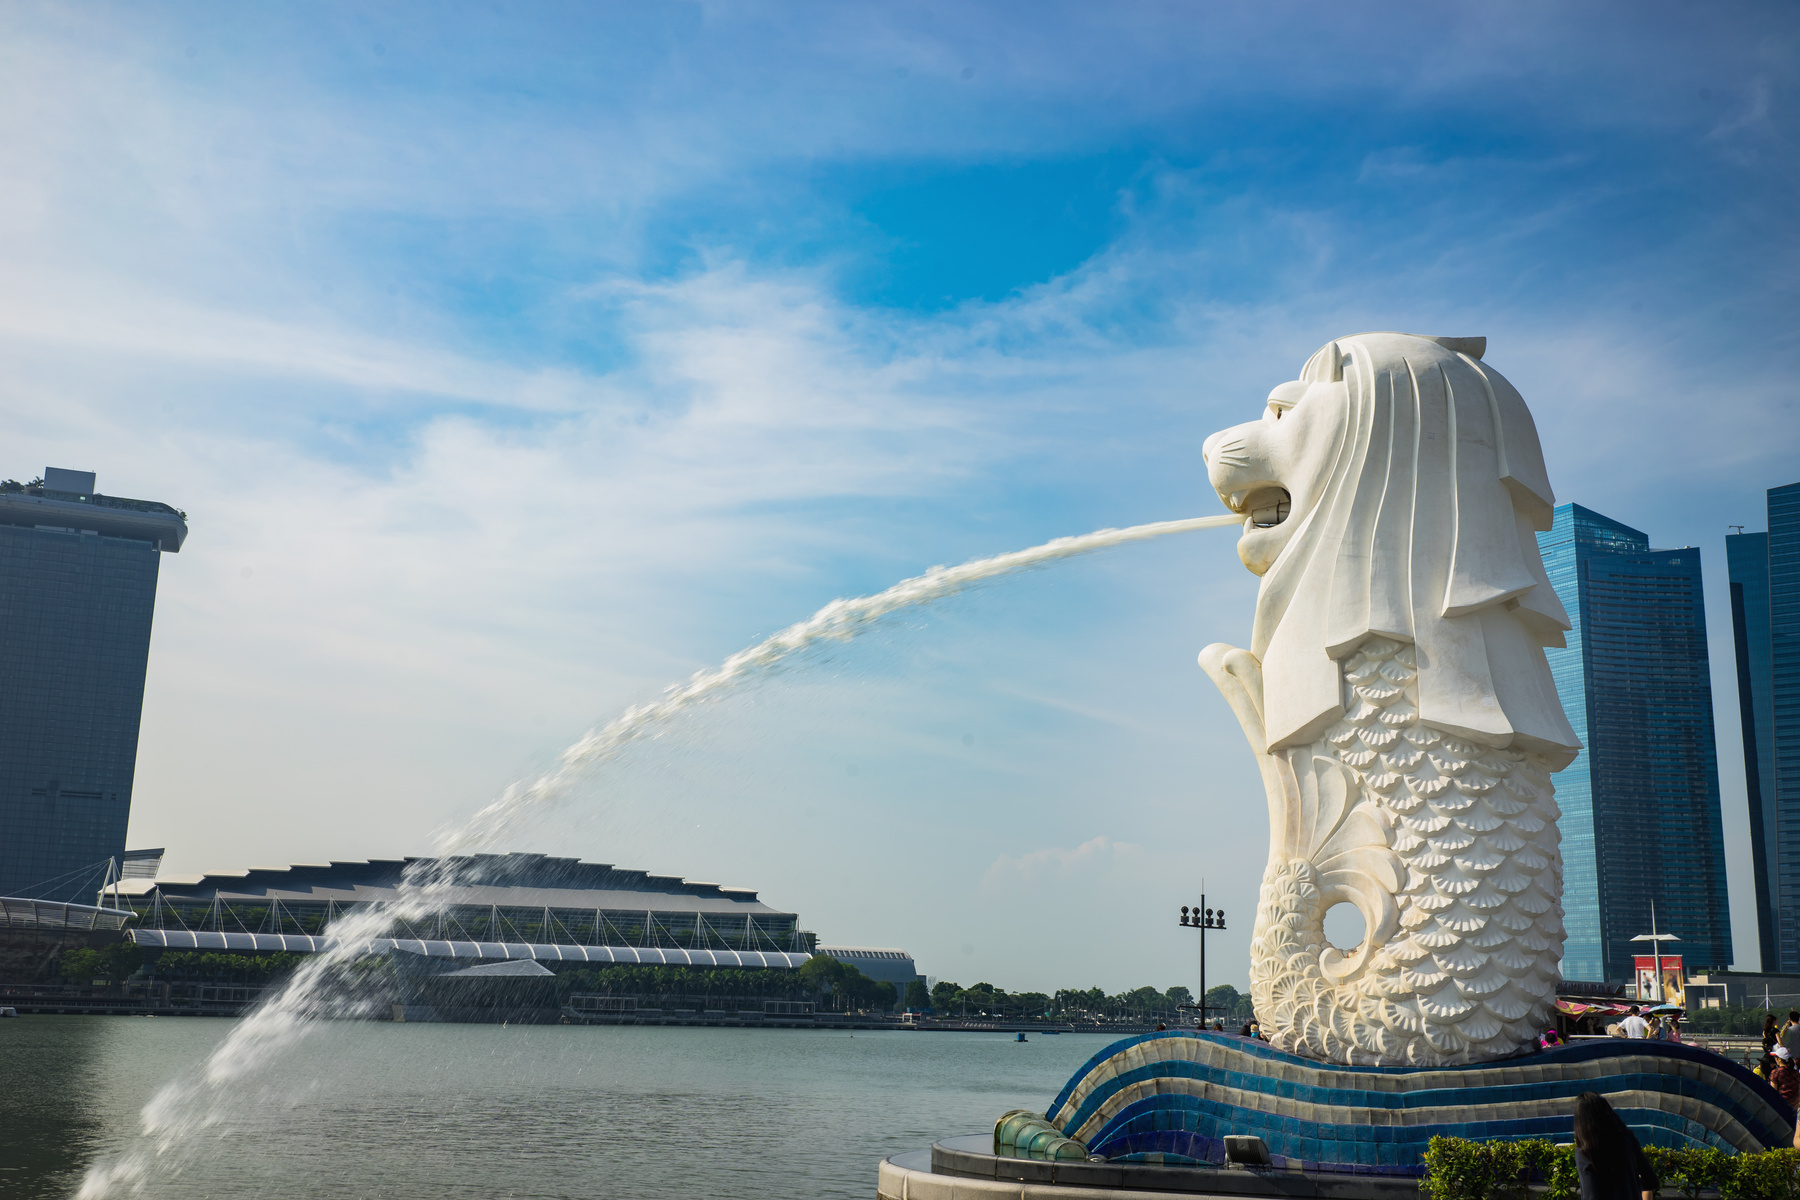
[1,1018,1113,1200]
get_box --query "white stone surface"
[1199,332,1580,1067]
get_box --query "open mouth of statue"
[1232,485,1292,529]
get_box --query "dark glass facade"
[1734,483,1800,971]
[1537,504,1732,982]
[0,477,185,901]
[1728,531,1777,968]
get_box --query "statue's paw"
[1199,644,1265,745]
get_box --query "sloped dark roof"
[135,853,783,916]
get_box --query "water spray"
[78,511,1242,1198]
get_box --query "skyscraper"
[1728,481,1800,971]
[0,468,187,902]
[1537,504,1731,982]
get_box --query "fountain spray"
[77,512,1242,1198]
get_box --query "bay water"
[3,1017,1117,1199]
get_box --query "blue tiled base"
[1047,1032,1793,1176]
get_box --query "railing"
[1,484,184,517]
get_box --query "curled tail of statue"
[1206,637,1564,1066]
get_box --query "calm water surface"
[1,1016,1116,1199]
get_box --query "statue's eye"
[1267,402,1289,421]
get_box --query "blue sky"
[2,1,1796,991]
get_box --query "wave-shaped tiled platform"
[1047,1032,1793,1175]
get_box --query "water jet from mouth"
[77,510,1243,1199]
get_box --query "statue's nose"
[1201,430,1223,467]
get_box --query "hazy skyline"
[2,1,1796,991]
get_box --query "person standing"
[1781,1011,1800,1059]
[1618,1006,1648,1039]
[1763,1013,1780,1057]
[1572,1092,1658,1200]
[1770,1047,1800,1107]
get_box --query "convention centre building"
[114,852,816,969]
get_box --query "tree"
[931,980,960,1012]
[795,952,892,1011]
[61,942,143,983]
[904,980,930,1011]
[1204,984,1253,1023]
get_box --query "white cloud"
[980,835,1152,894]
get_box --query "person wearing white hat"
[1770,1045,1799,1107]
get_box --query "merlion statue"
[1199,332,1582,1067]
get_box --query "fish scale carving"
[1246,637,1564,1066]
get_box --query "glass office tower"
[1730,481,1800,971]
[1537,504,1732,982]
[0,469,187,902]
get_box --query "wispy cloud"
[980,835,1152,894]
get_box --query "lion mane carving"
[1199,332,1581,1066]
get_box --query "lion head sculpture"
[1201,332,1581,767]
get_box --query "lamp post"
[1630,899,1680,1003]
[1179,898,1226,1028]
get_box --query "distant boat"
[0,1006,17,1018]
[1015,1032,1028,1042]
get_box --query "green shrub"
[1422,1136,1571,1200]
[1424,1137,1800,1200]
[1724,1150,1800,1200]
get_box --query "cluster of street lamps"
[1178,899,1226,1026]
